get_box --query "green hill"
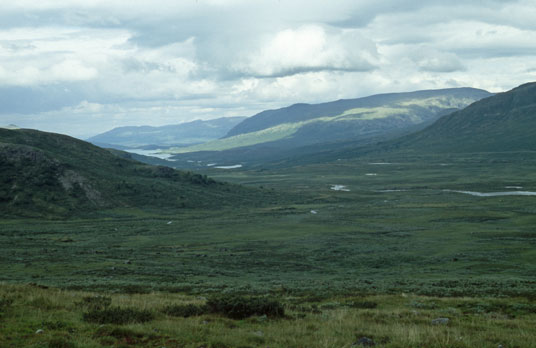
[165,88,491,167]
[0,128,264,218]
[388,82,536,153]
[291,82,536,165]
[225,87,491,137]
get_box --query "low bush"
[47,337,76,348]
[206,295,284,320]
[162,303,208,317]
[121,284,152,294]
[95,326,143,339]
[76,295,111,311]
[457,301,536,317]
[42,320,68,330]
[409,300,437,310]
[82,307,154,324]
[346,301,378,309]
[0,297,13,314]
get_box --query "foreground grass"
[1,284,535,348]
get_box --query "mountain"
[1,124,19,130]
[383,82,536,153]
[87,117,247,148]
[165,88,491,167]
[226,88,491,138]
[289,82,536,165]
[0,128,264,218]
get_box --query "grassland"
[1,283,536,348]
[2,151,536,346]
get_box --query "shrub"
[48,337,76,348]
[42,320,68,330]
[83,307,154,325]
[95,326,142,339]
[346,301,378,309]
[76,295,111,311]
[409,300,437,310]
[121,284,151,294]
[162,303,208,317]
[0,297,13,312]
[206,295,284,320]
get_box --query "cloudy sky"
[1,0,535,138]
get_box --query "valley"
[1,83,536,347]
[3,1,536,346]
[3,152,536,297]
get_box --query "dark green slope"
[0,128,263,218]
[388,82,536,153]
[225,88,491,137]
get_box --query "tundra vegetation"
[1,84,536,346]
[2,151,536,347]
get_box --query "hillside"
[87,117,246,148]
[0,128,264,218]
[388,82,536,153]
[165,88,491,166]
[287,82,536,165]
[226,88,491,137]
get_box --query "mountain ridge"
[225,87,491,137]
[387,81,536,153]
[164,87,492,167]
[288,81,536,165]
[88,117,247,149]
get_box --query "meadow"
[2,151,536,346]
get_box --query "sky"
[1,0,535,138]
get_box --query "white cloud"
[237,25,378,77]
[1,1,536,137]
[0,27,129,86]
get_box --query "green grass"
[2,152,536,297]
[1,284,535,347]
[2,148,536,345]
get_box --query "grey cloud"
[0,0,534,137]
[418,59,466,73]
[0,85,83,114]
[453,47,536,59]
[249,66,377,79]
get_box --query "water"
[444,189,536,197]
[214,164,243,169]
[331,185,350,192]
[125,148,174,160]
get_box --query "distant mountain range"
[87,117,246,149]
[0,128,264,218]
[2,82,534,217]
[166,87,492,167]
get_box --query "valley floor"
[2,152,536,346]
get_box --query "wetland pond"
[444,189,536,197]
[330,185,350,191]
